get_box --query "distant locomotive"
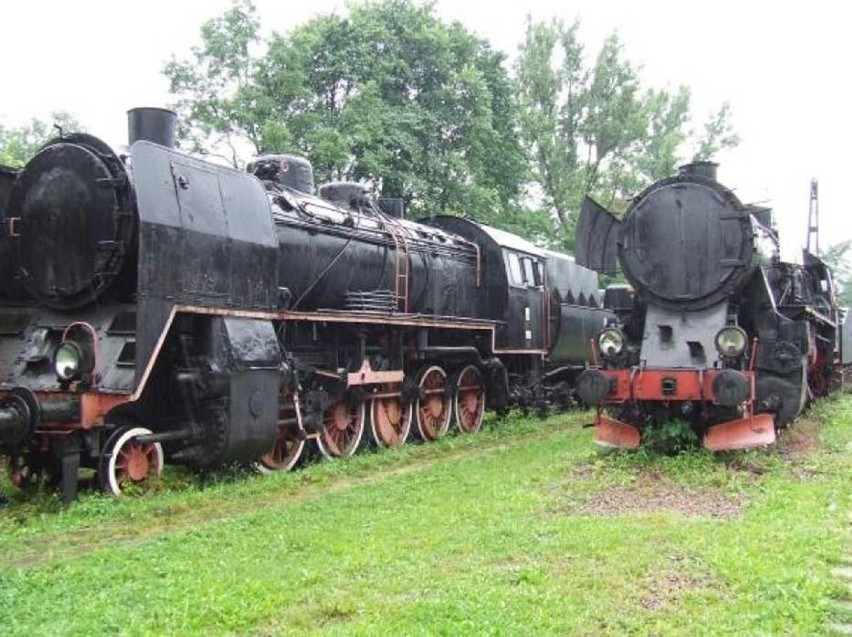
[575,162,840,450]
[0,108,606,501]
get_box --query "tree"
[515,17,738,249]
[164,0,526,219]
[822,241,852,307]
[693,101,740,161]
[0,112,83,168]
[162,0,263,167]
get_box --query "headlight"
[715,326,747,357]
[53,342,84,381]
[598,328,624,357]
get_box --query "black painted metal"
[618,174,755,311]
[0,165,16,223]
[576,369,612,405]
[0,119,614,496]
[427,215,607,356]
[549,305,607,364]
[422,215,508,324]
[712,369,750,407]
[0,397,28,443]
[424,215,535,349]
[132,141,279,381]
[378,197,404,219]
[7,134,135,309]
[544,250,602,308]
[318,181,368,209]
[678,161,718,181]
[0,166,23,301]
[127,107,177,148]
[589,162,843,439]
[575,197,620,275]
[247,154,314,195]
[204,317,280,466]
[273,202,480,318]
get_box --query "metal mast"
[806,178,819,254]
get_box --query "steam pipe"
[0,406,26,432]
[136,428,195,444]
[416,346,485,365]
[40,398,80,422]
[0,398,29,445]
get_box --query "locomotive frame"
[0,108,607,501]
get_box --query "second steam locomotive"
[575,162,840,450]
[0,108,607,500]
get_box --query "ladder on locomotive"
[381,215,411,313]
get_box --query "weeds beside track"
[1,398,849,635]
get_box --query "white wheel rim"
[415,365,451,440]
[105,426,164,496]
[454,365,485,434]
[317,401,366,459]
[370,395,413,448]
[256,434,306,474]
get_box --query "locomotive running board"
[593,415,641,449]
[703,413,776,451]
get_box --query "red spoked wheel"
[414,365,451,442]
[369,384,412,448]
[453,365,486,434]
[98,426,164,495]
[316,397,366,459]
[257,426,306,474]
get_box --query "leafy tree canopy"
[0,112,83,168]
[822,240,852,307]
[164,2,739,248]
[515,17,739,248]
[164,0,526,220]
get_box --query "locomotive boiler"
[575,162,839,451]
[0,108,607,501]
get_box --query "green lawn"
[1,396,849,636]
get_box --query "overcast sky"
[2,0,849,261]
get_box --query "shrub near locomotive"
[575,162,839,451]
[0,108,607,501]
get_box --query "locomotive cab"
[426,216,610,411]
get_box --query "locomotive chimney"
[679,161,718,182]
[127,107,177,148]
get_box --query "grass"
[0,396,849,636]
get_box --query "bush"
[641,419,700,455]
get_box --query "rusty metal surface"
[346,360,404,387]
[703,412,776,450]
[593,414,641,449]
[596,367,756,404]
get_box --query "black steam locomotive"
[0,108,607,500]
[575,162,839,450]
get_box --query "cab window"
[505,250,543,288]
[522,258,536,287]
[507,252,524,286]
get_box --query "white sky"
[2,0,849,262]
